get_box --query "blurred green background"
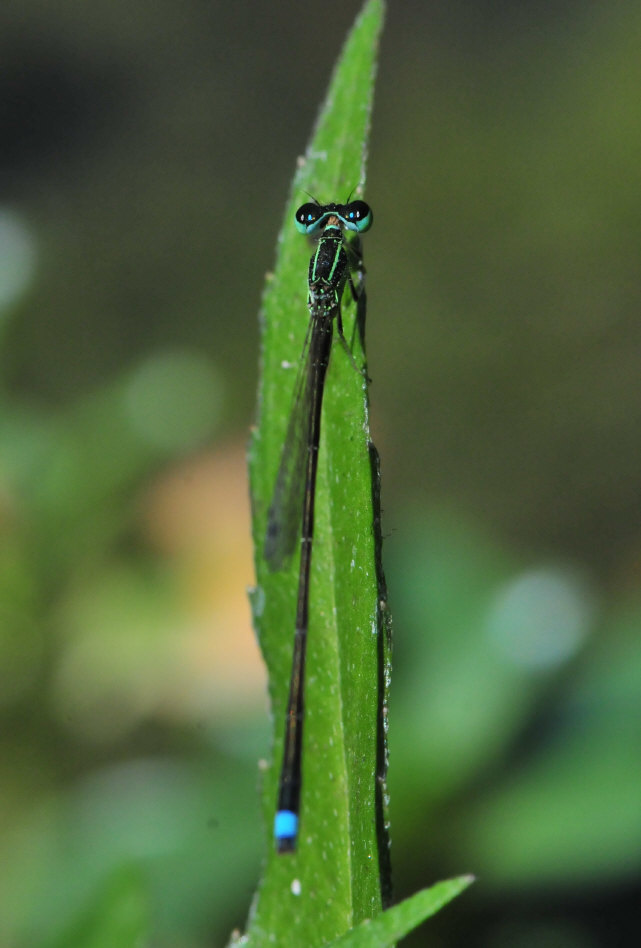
[1,1,640,946]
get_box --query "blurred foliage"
[1,1,640,946]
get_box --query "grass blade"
[245,1,388,945]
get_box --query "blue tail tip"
[274,810,298,852]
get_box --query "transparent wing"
[264,319,316,571]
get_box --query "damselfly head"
[295,200,373,236]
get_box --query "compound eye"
[295,203,323,234]
[343,200,373,232]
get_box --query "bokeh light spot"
[486,567,595,671]
[124,349,223,452]
[0,208,36,313]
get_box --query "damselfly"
[264,198,373,853]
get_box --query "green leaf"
[245,1,389,946]
[326,876,475,947]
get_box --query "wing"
[263,319,315,571]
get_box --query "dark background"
[1,1,640,945]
